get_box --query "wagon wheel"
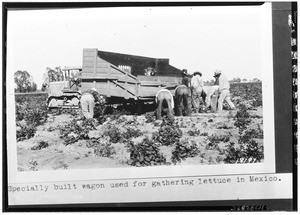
[136,100,144,115]
[98,94,107,105]
[94,94,107,115]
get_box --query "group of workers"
[80,69,235,120]
[155,69,235,119]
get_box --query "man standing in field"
[180,69,193,113]
[213,70,235,111]
[191,71,204,113]
[174,70,191,117]
[80,88,105,119]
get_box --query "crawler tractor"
[45,67,82,108]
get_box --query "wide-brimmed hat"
[213,69,222,77]
[193,71,202,76]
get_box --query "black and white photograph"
[9,4,271,171]
[3,1,296,211]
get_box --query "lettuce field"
[14,82,264,171]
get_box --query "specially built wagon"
[80,48,183,110]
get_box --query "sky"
[7,5,270,88]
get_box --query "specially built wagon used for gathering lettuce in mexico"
[46,48,184,110]
[79,48,183,111]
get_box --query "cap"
[213,69,222,77]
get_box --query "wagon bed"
[80,49,182,103]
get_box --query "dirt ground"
[16,107,264,171]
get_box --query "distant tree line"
[14,68,262,93]
[229,77,262,83]
[14,70,37,93]
[203,77,261,86]
[44,67,64,83]
[41,67,63,91]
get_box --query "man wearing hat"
[172,69,192,116]
[181,69,190,88]
[213,70,235,111]
[191,71,204,113]
[80,88,105,119]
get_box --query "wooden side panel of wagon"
[137,75,181,99]
[81,49,139,100]
[81,48,181,102]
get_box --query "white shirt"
[191,75,204,93]
[202,85,219,97]
[218,74,230,91]
[202,85,219,107]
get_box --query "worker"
[174,84,191,116]
[155,89,174,120]
[213,70,235,111]
[201,85,219,112]
[80,88,104,119]
[181,69,190,88]
[145,67,156,76]
[190,71,204,113]
[180,69,192,115]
